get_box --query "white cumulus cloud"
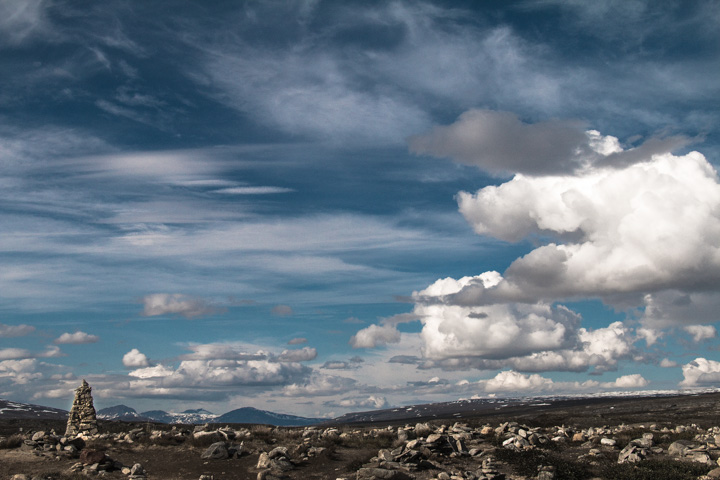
[607,374,648,388]
[450,150,720,305]
[278,347,317,362]
[484,370,554,393]
[350,324,401,349]
[412,271,635,371]
[328,395,389,410]
[680,358,720,387]
[660,358,678,368]
[123,348,150,368]
[54,331,99,345]
[683,325,717,343]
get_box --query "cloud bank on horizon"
[0,0,719,417]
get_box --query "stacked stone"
[65,379,98,436]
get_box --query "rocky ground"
[3,392,720,480]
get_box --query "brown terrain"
[2,392,720,480]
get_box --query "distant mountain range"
[5,388,708,427]
[95,405,217,424]
[0,398,323,426]
[216,407,322,426]
[95,404,322,426]
[0,398,68,420]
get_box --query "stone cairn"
[65,379,99,436]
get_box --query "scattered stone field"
[3,392,720,480]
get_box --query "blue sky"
[1,0,720,417]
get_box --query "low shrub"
[339,430,395,450]
[494,448,591,480]
[0,434,24,449]
[599,459,712,480]
[344,451,377,473]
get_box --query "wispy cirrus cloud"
[214,186,294,195]
[0,323,35,338]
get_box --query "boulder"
[270,457,294,472]
[257,452,271,469]
[414,423,433,438]
[618,444,646,464]
[79,448,106,465]
[706,467,720,479]
[268,446,289,459]
[668,440,696,457]
[201,441,229,460]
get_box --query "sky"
[1,0,720,418]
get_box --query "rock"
[66,436,86,450]
[618,444,646,464]
[707,467,720,479]
[268,446,289,459]
[537,465,557,480]
[130,464,145,475]
[630,436,653,448]
[690,452,714,465]
[201,442,229,460]
[668,440,696,457]
[356,467,414,480]
[31,431,46,441]
[65,380,99,436]
[10,475,29,480]
[425,433,443,444]
[270,457,295,472]
[378,449,395,461]
[406,439,422,450]
[228,442,244,458]
[257,452,271,469]
[572,432,586,442]
[600,438,617,447]
[480,426,494,435]
[257,470,284,480]
[194,430,222,442]
[415,423,433,438]
[79,448,106,465]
